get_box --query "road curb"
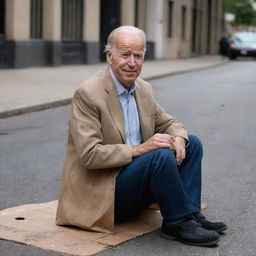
[144,58,229,81]
[0,99,72,119]
[0,59,229,119]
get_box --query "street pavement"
[0,55,228,118]
[1,59,256,256]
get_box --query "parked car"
[228,32,256,60]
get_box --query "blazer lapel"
[104,69,126,143]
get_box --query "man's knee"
[145,148,177,174]
[150,148,176,161]
[187,135,203,154]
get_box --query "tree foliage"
[224,0,256,25]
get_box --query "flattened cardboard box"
[0,201,162,256]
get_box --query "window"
[62,0,83,40]
[168,0,173,38]
[181,6,186,40]
[30,0,43,38]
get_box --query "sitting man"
[56,26,227,247]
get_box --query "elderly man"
[56,26,227,247]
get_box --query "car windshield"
[233,33,256,43]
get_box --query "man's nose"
[128,55,136,66]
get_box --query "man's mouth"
[123,70,136,73]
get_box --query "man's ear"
[106,50,113,65]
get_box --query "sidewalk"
[0,55,228,118]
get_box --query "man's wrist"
[132,144,146,157]
[173,136,187,149]
[174,136,185,143]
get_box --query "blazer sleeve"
[146,84,189,141]
[70,89,133,170]
[154,100,189,140]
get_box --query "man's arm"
[132,134,186,165]
[132,133,175,157]
[134,83,188,164]
[70,89,133,169]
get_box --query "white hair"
[104,26,147,54]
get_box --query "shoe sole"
[160,232,220,247]
[216,226,227,234]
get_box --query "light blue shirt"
[109,68,142,145]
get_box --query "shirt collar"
[109,67,136,96]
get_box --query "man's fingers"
[156,140,172,148]
[176,148,186,165]
[153,134,174,149]
[152,134,174,148]
[172,136,186,165]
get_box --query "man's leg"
[178,135,203,213]
[178,135,227,233]
[115,148,192,223]
[115,138,220,247]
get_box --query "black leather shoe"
[193,212,227,233]
[161,219,220,247]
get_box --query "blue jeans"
[115,135,203,226]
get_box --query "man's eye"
[135,54,143,60]
[121,53,129,58]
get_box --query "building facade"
[0,0,224,68]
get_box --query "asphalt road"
[1,59,256,256]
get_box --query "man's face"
[107,32,145,88]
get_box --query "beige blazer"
[56,68,188,234]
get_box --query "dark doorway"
[0,0,5,67]
[100,0,121,61]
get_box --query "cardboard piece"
[0,201,162,256]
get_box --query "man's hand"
[132,134,186,165]
[132,133,175,157]
[173,136,186,165]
